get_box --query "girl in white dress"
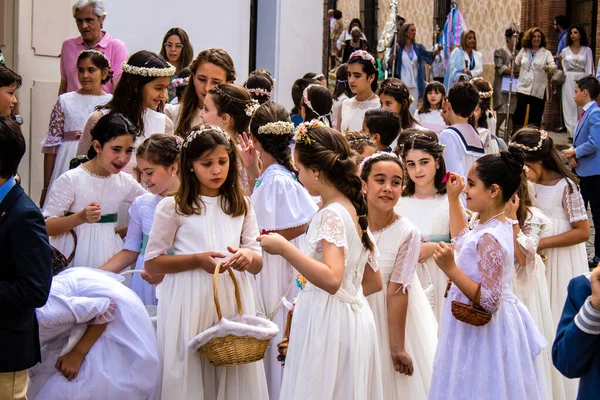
[76,50,176,177]
[28,267,160,400]
[144,125,267,400]
[258,122,384,399]
[559,25,594,139]
[168,48,236,136]
[200,83,259,195]
[338,50,380,133]
[44,113,146,269]
[429,149,547,400]
[99,134,181,305]
[414,81,446,134]
[332,63,352,129]
[243,102,318,400]
[41,50,112,206]
[510,128,588,399]
[395,132,450,322]
[505,179,567,400]
[361,153,437,399]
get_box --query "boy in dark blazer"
[553,266,600,400]
[0,115,52,398]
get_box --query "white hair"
[72,0,107,18]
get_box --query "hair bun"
[500,147,526,173]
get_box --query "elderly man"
[59,0,127,94]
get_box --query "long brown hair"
[294,126,374,251]
[378,78,418,130]
[514,175,532,227]
[175,48,236,138]
[209,83,254,136]
[159,28,194,72]
[399,130,447,196]
[175,124,247,217]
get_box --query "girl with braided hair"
[258,122,384,399]
[246,101,317,399]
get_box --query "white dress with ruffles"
[249,164,317,400]
[279,202,383,399]
[144,196,268,400]
[367,216,437,399]
[339,95,381,133]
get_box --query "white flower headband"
[247,87,272,98]
[245,99,261,117]
[302,84,332,124]
[169,77,190,90]
[183,125,229,148]
[174,136,184,151]
[349,50,377,69]
[509,129,548,152]
[470,77,493,99]
[257,121,294,136]
[358,152,401,174]
[121,61,176,77]
[78,49,111,68]
[295,119,326,145]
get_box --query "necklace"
[478,211,505,226]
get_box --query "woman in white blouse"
[444,30,483,90]
[512,27,556,131]
[559,25,594,139]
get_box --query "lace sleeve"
[144,198,179,262]
[307,208,348,255]
[76,111,103,156]
[514,220,539,292]
[42,172,74,220]
[476,233,504,313]
[41,99,64,154]
[240,201,262,256]
[562,182,588,223]
[90,299,116,325]
[390,226,421,291]
[451,227,470,253]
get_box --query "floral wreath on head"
[383,80,414,104]
[245,99,261,117]
[174,136,184,152]
[121,61,176,77]
[349,50,377,69]
[302,84,332,124]
[247,87,272,98]
[168,77,190,91]
[257,121,295,136]
[509,129,548,152]
[183,125,229,148]
[295,120,326,145]
[470,77,493,99]
[78,49,111,68]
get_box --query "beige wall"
[379,0,435,47]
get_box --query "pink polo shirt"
[60,31,128,93]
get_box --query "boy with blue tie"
[563,75,600,267]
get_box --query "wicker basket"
[445,281,492,327]
[197,263,271,367]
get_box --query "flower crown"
[383,81,414,103]
[247,87,272,98]
[470,77,493,99]
[359,152,401,174]
[78,49,111,68]
[183,125,228,148]
[174,136,184,151]
[169,77,190,90]
[346,132,375,146]
[245,99,261,117]
[257,121,294,136]
[509,129,548,152]
[302,84,332,121]
[121,61,176,77]
[295,120,326,145]
[349,50,377,69]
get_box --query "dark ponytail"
[87,112,137,159]
[295,126,374,251]
[475,146,525,202]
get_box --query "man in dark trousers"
[0,115,52,399]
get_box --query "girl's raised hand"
[256,232,288,256]
[226,246,253,272]
[444,172,464,201]
[433,241,456,273]
[238,132,259,170]
[503,194,519,220]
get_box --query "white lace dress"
[280,203,383,399]
[249,164,317,400]
[339,95,381,133]
[395,194,450,322]
[41,92,112,193]
[28,267,160,400]
[366,217,437,400]
[144,196,268,400]
[429,219,547,400]
[122,193,163,305]
[42,165,146,269]
[511,207,567,400]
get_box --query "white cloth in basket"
[189,315,279,351]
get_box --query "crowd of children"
[2,40,600,400]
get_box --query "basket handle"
[212,262,243,321]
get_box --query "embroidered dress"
[395,194,450,322]
[249,164,317,400]
[560,46,594,137]
[530,178,587,399]
[413,109,446,134]
[28,267,160,400]
[429,219,547,400]
[122,193,164,305]
[511,207,567,400]
[42,165,146,269]
[279,203,383,399]
[41,92,112,192]
[339,95,381,133]
[144,196,268,400]
[367,217,437,399]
